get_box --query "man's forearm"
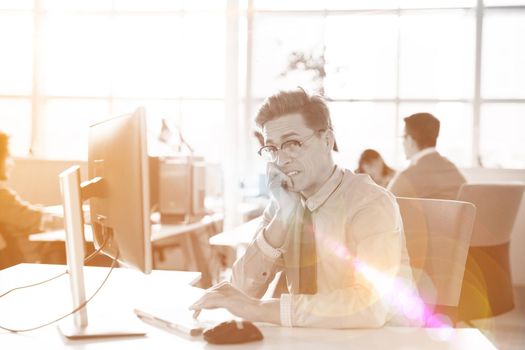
[251,298,281,325]
[264,218,287,248]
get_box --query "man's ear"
[407,135,418,151]
[324,130,335,152]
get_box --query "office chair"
[457,183,524,321]
[396,197,476,326]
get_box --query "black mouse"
[203,320,263,345]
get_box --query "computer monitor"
[58,107,152,339]
[88,107,152,273]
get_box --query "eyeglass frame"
[257,129,326,162]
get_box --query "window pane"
[113,99,181,156]
[482,11,525,98]
[41,99,110,159]
[327,0,475,10]
[398,102,473,167]
[0,0,33,10]
[0,99,32,156]
[41,0,113,11]
[183,0,226,11]
[41,14,112,96]
[254,0,330,10]
[399,10,475,99]
[252,14,325,97]
[112,14,183,98]
[480,104,525,169]
[324,14,398,99]
[180,14,225,98]
[484,0,525,6]
[0,13,33,95]
[329,102,397,171]
[399,0,475,8]
[254,1,476,11]
[113,0,182,11]
[180,101,225,163]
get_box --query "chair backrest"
[396,197,476,307]
[457,183,524,247]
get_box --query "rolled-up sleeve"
[279,193,405,328]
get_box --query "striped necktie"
[299,207,317,294]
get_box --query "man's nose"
[275,150,291,167]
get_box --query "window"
[247,2,525,171]
[324,14,398,99]
[482,10,525,98]
[0,12,33,95]
[330,102,397,170]
[480,104,525,168]
[0,1,226,161]
[1,1,525,171]
[0,99,32,156]
[398,10,475,99]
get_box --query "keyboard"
[134,307,219,336]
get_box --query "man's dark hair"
[404,112,440,149]
[254,88,338,151]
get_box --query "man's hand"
[267,163,301,213]
[265,163,301,248]
[189,282,280,324]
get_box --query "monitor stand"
[57,166,146,339]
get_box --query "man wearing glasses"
[191,89,417,328]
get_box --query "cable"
[0,250,119,333]
[0,233,109,299]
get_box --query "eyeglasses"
[257,131,322,163]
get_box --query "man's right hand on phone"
[264,163,301,248]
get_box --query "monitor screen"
[88,107,152,273]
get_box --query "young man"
[191,89,416,328]
[0,131,63,269]
[388,113,466,200]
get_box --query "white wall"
[461,168,525,286]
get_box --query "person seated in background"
[387,113,466,200]
[191,88,418,328]
[0,131,63,270]
[355,149,396,188]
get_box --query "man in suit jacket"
[387,113,466,200]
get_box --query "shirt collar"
[410,147,437,166]
[303,165,344,212]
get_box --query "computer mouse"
[202,320,263,345]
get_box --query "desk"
[29,214,224,287]
[209,216,260,261]
[0,264,496,349]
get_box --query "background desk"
[29,214,223,287]
[0,264,496,349]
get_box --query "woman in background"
[355,149,396,188]
[0,131,63,269]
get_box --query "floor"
[468,286,525,350]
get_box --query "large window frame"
[244,0,525,170]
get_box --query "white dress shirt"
[231,166,417,328]
[409,147,437,166]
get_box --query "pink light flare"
[320,234,454,333]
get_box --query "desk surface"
[209,216,260,247]
[29,213,224,244]
[0,264,496,349]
